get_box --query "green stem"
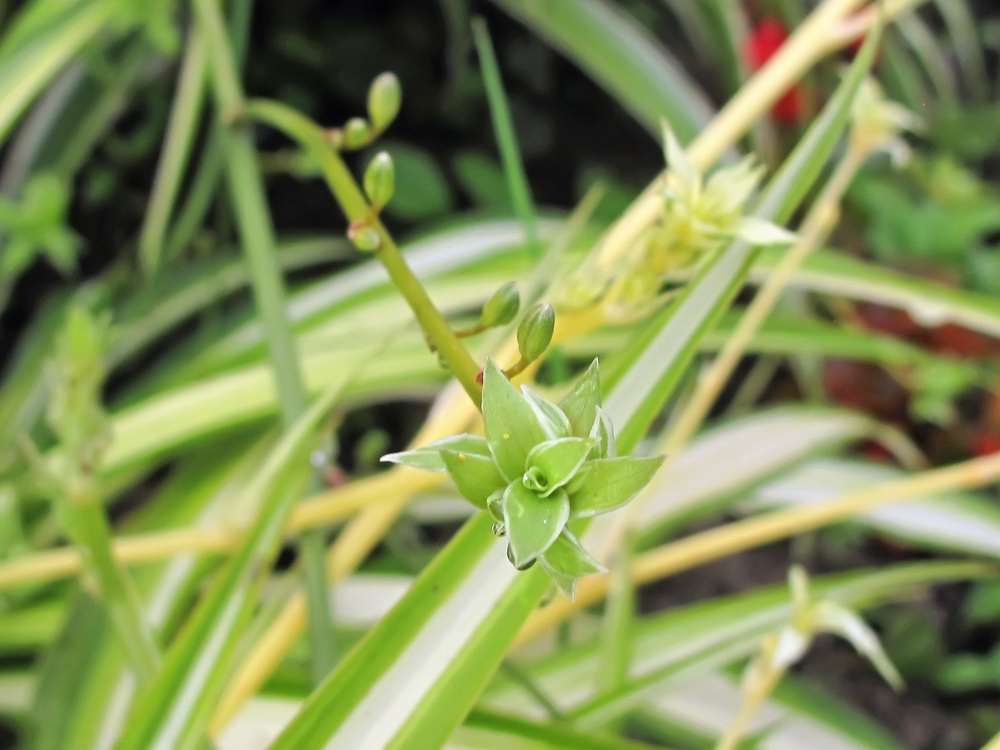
[138,28,208,276]
[598,538,634,696]
[163,0,253,263]
[471,17,539,258]
[503,356,531,379]
[192,0,335,679]
[57,487,160,684]
[715,665,783,750]
[51,42,148,177]
[242,98,484,405]
[163,139,222,259]
[499,660,567,722]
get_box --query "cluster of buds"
[27,307,113,501]
[560,122,795,319]
[334,73,403,253]
[428,282,554,381]
[327,72,401,152]
[347,151,396,252]
[849,77,921,164]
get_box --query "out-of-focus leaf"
[748,248,1000,339]
[452,151,509,209]
[490,0,714,140]
[747,458,1000,559]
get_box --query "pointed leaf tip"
[568,455,664,518]
[539,529,606,599]
[559,359,602,438]
[482,359,547,481]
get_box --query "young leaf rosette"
[382,359,663,597]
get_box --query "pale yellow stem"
[0,469,439,591]
[715,666,784,750]
[982,731,1000,750]
[0,527,233,590]
[516,450,1000,645]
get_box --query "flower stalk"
[241,97,483,404]
[39,307,161,684]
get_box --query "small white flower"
[556,121,795,317]
[851,78,921,164]
[657,121,795,258]
[763,565,903,689]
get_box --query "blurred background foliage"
[2,0,1000,748]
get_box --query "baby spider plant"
[383,358,663,596]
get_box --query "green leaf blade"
[441,450,505,509]
[558,358,602,438]
[503,482,569,568]
[522,386,572,439]
[539,529,606,599]
[482,359,547,481]
[569,456,664,518]
[381,434,492,473]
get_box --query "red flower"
[745,18,806,123]
[929,323,1000,358]
[972,431,1000,457]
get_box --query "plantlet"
[383,358,663,595]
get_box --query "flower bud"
[363,152,395,210]
[343,117,371,149]
[517,303,554,362]
[479,282,520,328]
[349,226,381,252]
[368,72,401,133]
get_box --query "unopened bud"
[368,72,401,133]
[516,303,554,362]
[343,118,371,149]
[479,282,520,328]
[349,225,381,252]
[364,152,395,210]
